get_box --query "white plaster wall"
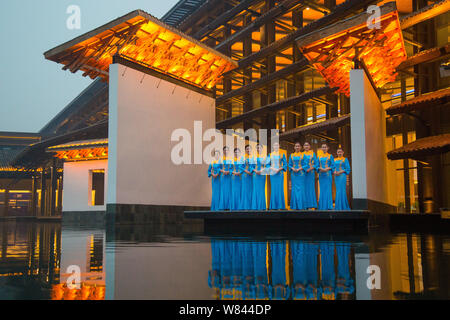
[62,160,108,212]
[350,69,390,205]
[107,64,215,207]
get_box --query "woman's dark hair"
[294,141,301,146]
[223,146,229,151]
[256,143,262,148]
[245,144,250,150]
[234,148,240,153]
[321,143,328,147]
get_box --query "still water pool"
[0,221,449,300]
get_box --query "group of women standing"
[207,141,351,211]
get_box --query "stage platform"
[184,210,370,235]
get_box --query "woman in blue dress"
[219,146,233,210]
[301,142,317,209]
[288,142,305,210]
[251,144,267,210]
[333,147,351,211]
[336,242,354,297]
[208,150,221,211]
[240,145,253,210]
[317,143,334,210]
[267,142,287,210]
[230,148,243,211]
[252,241,269,299]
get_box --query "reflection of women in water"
[336,242,354,296]
[230,148,243,211]
[230,241,243,299]
[208,239,222,298]
[219,240,234,299]
[291,242,319,300]
[251,144,267,210]
[301,142,318,209]
[219,146,233,210]
[267,142,287,210]
[317,143,334,210]
[252,242,269,299]
[269,241,290,300]
[333,147,351,211]
[289,142,305,210]
[208,150,221,211]
[241,241,255,300]
[240,145,253,210]
[320,242,336,300]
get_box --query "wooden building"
[4,0,449,218]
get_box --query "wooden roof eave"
[387,134,450,160]
[386,87,450,116]
[279,114,350,141]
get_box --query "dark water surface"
[0,221,449,300]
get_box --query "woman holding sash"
[230,148,243,211]
[208,150,222,211]
[267,142,287,210]
[219,146,233,210]
[288,142,305,210]
[240,145,253,210]
[317,143,334,210]
[333,147,351,210]
[301,142,317,209]
[251,144,267,210]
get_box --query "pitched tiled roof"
[387,133,450,160]
[280,114,350,140]
[0,146,26,170]
[386,87,450,115]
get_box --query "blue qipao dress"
[333,157,351,210]
[240,156,253,210]
[250,155,268,210]
[317,153,334,210]
[218,156,233,210]
[288,152,305,210]
[301,151,318,209]
[207,160,222,211]
[230,157,243,211]
[269,241,290,300]
[267,153,287,210]
[320,242,336,300]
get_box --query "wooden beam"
[216,86,336,128]
[215,0,302,52]
[217,58,309,104]
[397,44,450,70]
[400,0,450,30]
[193,0,261,39]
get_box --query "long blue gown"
[288,153,305,210]
[317,153,334,210]
[218,156,233,210]
[320,242,336,300]
[219,240,233,299]
[252,242,269,299]
[208,161,221,211]
[240,156,253,210]
[336,242,354,295]
[230,157,243,211]
[250,156,267,210]
[231,240,243,299]
[334,157,351,210]
[301,151,318,209]
[269,241,290,300]
[267,153,287,210]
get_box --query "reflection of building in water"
[0,222,60,299]
[208,239,356,300]
[52,230,105,300]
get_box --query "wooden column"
[57,176,63,215]
[401,76,411,213]
[50,161,57,217]
[40,169,46,217]
[243,13,253,132]
[31,175,37,217]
